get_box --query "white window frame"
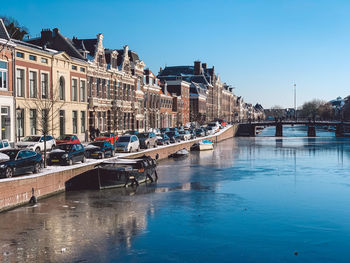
[29,69,38,98]
[72,77,78,102]
[40,70,50,99]
[0,60,8,91]
[16,66,26,98]
[80,79,86,102]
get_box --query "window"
[29,71,37,98]
[107,80,110,99]
[41,58,48,63]
[29,109,37,135]
[16,108,24,138]
[72,78,78,101]
[0,61,7,90]
[29,55,36,61]
[80,80,86,102]
[59,76,65,100]
[72,65,77,70]
[80,67,85,72]
[16,69,25,97]
[59,110,65,135]
[81,111,86,133]
[89,77,93,97]
[41,73,48,99]
[102,79,105,99]
[137,78,140,91]
[96,78,100,97]
[1,106,10,140]
[72,111,78,134]
[16,52,24,58]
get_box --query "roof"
[117,49,140,65]
[0,19,10,41]
[26,28,86,60]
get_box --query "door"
[14,151,28,175]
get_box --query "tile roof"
[0,19,10,41]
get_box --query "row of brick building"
[0,20,264,142]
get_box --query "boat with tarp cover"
[95,155,158,189]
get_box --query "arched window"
[59,76,65,100]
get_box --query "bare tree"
[23,83,65,167]
[0,16,29,40]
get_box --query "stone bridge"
[236,121,347,137]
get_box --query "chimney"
[53,28,60,37]
[194,61,201,75]
[202,63,207,71]
[41,29,52,43]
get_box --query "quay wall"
[0,125,237,212]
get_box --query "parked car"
[0,149,42,178]
[137,132,158,149]
[47,143,86,165]
[160,128,170,133]
[157,134,171,145]
[169,127,178,132]
[189,129,197,139]
[207,122,220,133]
[56,134,81,145]
[179,130,192,141]
[115,135,140,153]
[195,128,206,137]
[165,131,181,143]
[85,141,115,159]
[124,130,139,136]
[16,135,56,153]
[206,126,216,135]
[94,132,118,145]
[0,140,11,150]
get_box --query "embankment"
[0,125,237,212]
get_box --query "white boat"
[190,140,214,151]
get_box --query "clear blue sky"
[2,0,350,108]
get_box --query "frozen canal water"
[1,125,350,262]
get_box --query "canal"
[1,125,350,263]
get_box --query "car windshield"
[179,131,185,134]
[166,132,175,137]
[117,136,131,143]
[100,133,111,137]
[56,144,73,151]
[22,136,41,142]
[91,142,105,147]
[1,150,19,160]
[196,129,202,132]
[57,135,72,140]
[138,133,149,138]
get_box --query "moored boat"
[169,148,189,158]
[95,155,158,189]
[190,140,214,151]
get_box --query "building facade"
[0,20,15,142]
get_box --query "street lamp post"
[294,84,297,120]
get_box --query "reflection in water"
[2,126,350,262]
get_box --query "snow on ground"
[0,125,232,183]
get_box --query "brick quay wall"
[0,125,237,212]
